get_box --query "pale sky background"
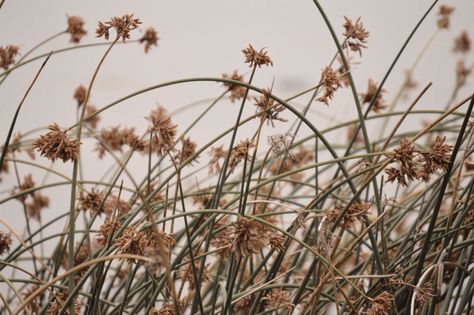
[0,0,473,260]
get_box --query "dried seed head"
[385,138,422,186]
[25,193,49,221]
[0,231,12,255]
[177,263,210,290]
[367,291,394,315]
[13,174,35,202]
[242,44,273,68]
[33,123,80,162]
[66,15,87,44]
[95,126,143,158]
[342,16,369,56]
[0,45,20,70]
[254,88,287,126]
[453,30,471,54]
[229,139,255,173]
[456,59,472,88]
[47,289,81,315]
[78,188,104,214]
[96,14,141,41]
[360,79,387,113]
[139,27,159,53]
[317,67,342,105]
[222,70,247,103]
[114,226,148,262]
[437,5,455,29]
[420,136,452,181]
[61,242,90,269]
[262,290,294,312]
[146,106,177,156]
[208,145,228,175]
[84,105,100,130]
[268,133,294,158]
[73,85,87,106]
[96,217,121,246]
[175,137,198,165]
[325,202,370,229]
[231,216,270,257]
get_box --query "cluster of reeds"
[0,2,473,315]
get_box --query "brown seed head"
[254,88,287,126]
[360,79,387,113]
[0,45,20,70]
[73,85,87,106]
[0,231,12,256]
[222,70,247,103]
[342,16,369,56]
[97,217,121,246]
[84,105,101,130]
[114,226,148,262]
[367,291,394,315]
[175,137,198,165]
[208,145,228,175]
[453,30,471,54]
[262,289,294,312]
[33,123,80,162]
[229,139,255,173]
[456,59,472,88]
[47,289,81,315]
[317,67,342,105]
[25,193,49,221]
[96,14,141,41]
[242,44,273,68]
[146,106,177,156]
[437,5,455,29]
[66,15,87,44]
[231,216,270,257]
[78,188,104,214]
[139,27,159,53]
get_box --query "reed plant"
[0,2,473,314]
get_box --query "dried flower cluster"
[66,16,87,43]
[229,139,255,173]
[33,123,80,162]
[222,70,247,103]
[140,27,159,53]
[47,289,82,315]
[437,5,455,29]
[229,216,283,257]
[262,289,294,312]
[325,202,370,229]
[385,136,452,186]
[367,291,394,315]
[254,88,287,126]
[96,14,141,41]
[342,16,369,56]
[174,137,198,165]
[0,45,19,70]
[242,44,273,68]
[268,133,294,158]
[208,145,228,175]
[95,126,145,158]
[0,231,12,255]
[12,174,50,221]
[73,85,87,106]
[146,106,177,156]
[114,226,175,263]
[360,79,387,112]
[317,66,342,105]
[453,30,471,54]
[269,145,314,183]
